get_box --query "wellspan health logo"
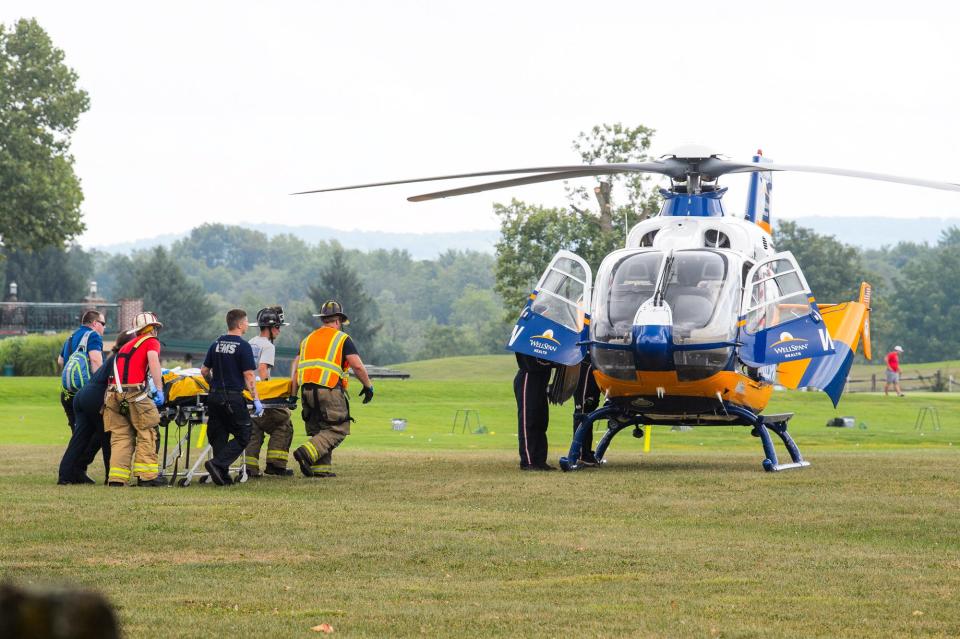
[770,331,809,359]
[529,329,560,355]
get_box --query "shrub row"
[0,334,68,376]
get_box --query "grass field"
[1,356,959,637]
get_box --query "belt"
[112,384,145,391]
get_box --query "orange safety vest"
[297,327,350,388]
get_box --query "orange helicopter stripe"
[593,369,773,413]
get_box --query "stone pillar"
[118,299,143,333]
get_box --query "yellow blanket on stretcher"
[162,372,294,404]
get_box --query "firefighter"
[242,306,294,478]
[103,312,165,487]
[515,353,555,470]
[290,300,374,478]
[200,308,263,486]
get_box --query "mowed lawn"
[1,355,959,638]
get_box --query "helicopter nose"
[632,302,674,371]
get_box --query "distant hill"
[86,216,955,257]
[787,216,957,249]
[88,225,499,259]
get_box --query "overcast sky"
[4,1,960,246]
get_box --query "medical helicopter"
[297,145,960,472]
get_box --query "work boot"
[57,478,73,485]
[520,463,557,471]
[137,476,167,487]
[107,482,126,487]
[312,471,337,478]
[293,448,314,477]
[204,460,233,486]
[578,451,599,466]
[264,463,293,477]
[76,474,97,484]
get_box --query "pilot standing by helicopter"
[514,353,556,471]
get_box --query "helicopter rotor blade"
[292,162,674,196]
[407,167,661,202]
[755,162,960,192]
[699,158,960,192]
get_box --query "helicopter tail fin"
[776,282,872,406]
[745,150,773,233]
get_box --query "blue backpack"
[61,331,93,395]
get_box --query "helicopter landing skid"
[559,404,645,471]
[559,402,810,472]
[725,405,810,472]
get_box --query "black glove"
[359,385,374,404]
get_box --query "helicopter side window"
[745,258,810,333]
[531,258,588,332]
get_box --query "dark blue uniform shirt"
[203,335,256,392]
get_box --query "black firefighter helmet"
[256,306,289,329]
[313,300,349,325]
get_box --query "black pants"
[58,398,111,483]
[573,362,601,454]
[515,369,551,467]
[206,391,252,471]
[60,391,76,431]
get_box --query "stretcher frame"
[159,394,298,487]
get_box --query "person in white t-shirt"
[243,306,295,477]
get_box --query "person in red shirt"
[103,312,166,486]
[885,345,904,397]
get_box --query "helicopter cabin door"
[738,252,835,367]
[506,250,592,366]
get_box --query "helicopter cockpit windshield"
[591,249,741,380]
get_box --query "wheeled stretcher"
[158,370,298,486]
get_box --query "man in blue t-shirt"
[200,308,263,486]
[57,310,106,431]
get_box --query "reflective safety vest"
[297,327,349,388]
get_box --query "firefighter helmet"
[257,306,289,329]
[313,300,349,324]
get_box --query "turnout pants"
[573,362,600,454]
[206,390,252,472]
[299,385,350,474]
[515,369,551,467]
[244,407,293,474]
[103,389,160,482]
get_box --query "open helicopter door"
[507,250,592,367]
[738,252,835,369]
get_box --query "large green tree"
[2,243,91,301]
[883,228,960,362]
[0,19,89,252]
[494,123,661,311]
[773,220,874,302]
[126,247,214,340]
[172,223,268,271]
[303,244,382,360]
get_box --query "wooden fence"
[844,370,958,393]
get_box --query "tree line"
[1,19,957,365]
